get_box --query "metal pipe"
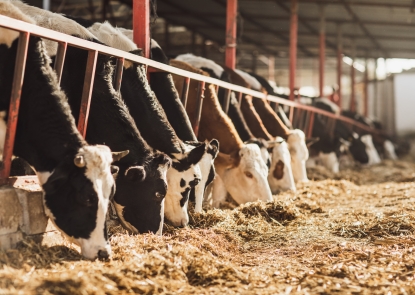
[181,77,190,108]
[78,50,98,137]
[319,5,325,97]
[53,42,67,85]
[43,0,50,10]
[350,39,356,112]
[225,0,237,70]
[307,112,315,138]
[289,0,298,101]
[113,57,124,92]
[192,81,206,136]
[238,92,243,105]
[133,0,150,58]
[0,32,30,181]
[222,89,231,114]
[363,57,369,116]
[337,24,343,109]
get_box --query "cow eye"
[155,192,165,200]
[244,171,253,179]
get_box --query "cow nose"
[97,249,110,260]
[181,218,188,227]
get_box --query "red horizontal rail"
[0,15,385,144]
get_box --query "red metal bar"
[215,84,219,95]
[319,5,325,97]
[78,50,98,137]
[133,0,150,58]
[363,58,369,116]
[289,0,298,101]
[192,81,206,136]
[307,112,315,138]
[113,57,124,92]
[181,77,190,108]
[289,106,294,123]
[337,25,342,109]
[0,32,30,181]
[350,40,356,112]
[225,0,237,70]
[53,42,67,85]
[222,89,231,114]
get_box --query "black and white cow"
[76,21,207,226]
[0,3,119,260]
[14,2,172,235]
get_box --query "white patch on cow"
[117,28,161,50]
[318,151,339,173]
[360,134,381,165]
[217,144,272,206]
[0,2,35,47]
[298,97,313,105]
[164,148,202,227]
[113,201,139,234]
[287,129,309,183]
[234,69,262,91]
[36,171,51,185]
[194,152,214,213]
[384,140,398,160]
[156,198,165,236]
[315,97,340,115]
[260,146,271,168]
[175,53,224,78]
[268,140,296,193]
[11,1,97,56]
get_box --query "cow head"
[41,145,117,260]
[267,138,296,193]
[216,143,272,205]
[113,151,171,235]
[287,129,309,183]
[318,151,339,173]
[164,142,206,227]
[344,134,369,164]
[245,138,271,170]
[360,134,381,164]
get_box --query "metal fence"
[0,15,384,184]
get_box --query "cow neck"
[240,95,273,140]
[0,37,84,172]
[150,72,197,142]
[251,97,290,140]
[121,63,184,155]
[57,46,151,165]
[227,94,255,142]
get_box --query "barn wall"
[394,73,415,136]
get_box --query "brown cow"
[170,59,272,207]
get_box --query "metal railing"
[0,15,385,184]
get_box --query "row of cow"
[0,0,397,260]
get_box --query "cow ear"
[306,137,320,148]
[125,166,146,182]
[266,138,285,148]
[112,150,129,162]
[154,153,172,168]
[42,167,68,194]
[110,165,119,176]
[186,142,207,165]
[208,139,219,158]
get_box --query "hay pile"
[1,160,415,294]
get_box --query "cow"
[14,2,173,235]
[170,60,273,207]
[73,21,208,227]
[229,68,309,184]
[0,3,119,260]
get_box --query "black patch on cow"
[273,160,285,180]
[180,178,186,187]
[180,188,191,207]
[150,44,169,64]
[207,139,219,158]
[206,166,216,187]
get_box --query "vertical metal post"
[133,0,150,58]
[307,112,315,138]
[181,77,190,108]
[268,55,275,81]
[337,24,343,109]
[225,0,237,70]
[53,42,67,85]
[0,32,30,181]
[350,39,356,112]
[78,50,98,137]
[289,0,298,101]
[289,106,294,123]
[222,89,231,114]
[374,58,378,118]
[192,81,206,136]
[113,57,124,92]
[319,5,325,98]
[43,0,50,10]
[363,56,369,117]
[215,84,220,95]
[238,92,243,105]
